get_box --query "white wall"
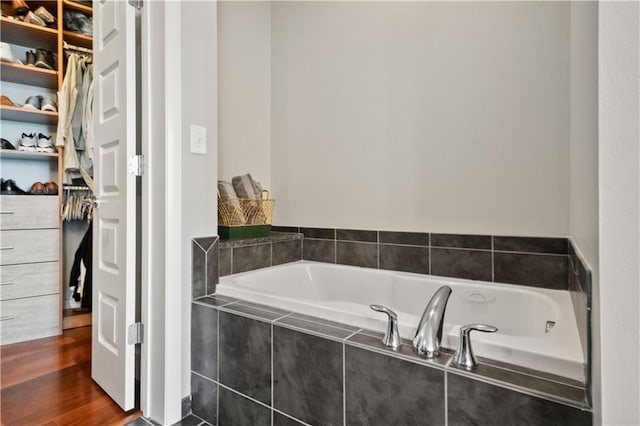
[269,1,570,236]
[569,2,599,270]
[568,0,600,421]
[180,1,218,400]
[598,2,640,425]
[218,1,271,188]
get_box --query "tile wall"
[190,295,593,426]
[192,226,594,415]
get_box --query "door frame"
[139,0,183,423]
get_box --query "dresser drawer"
[0,229,59,265]
[1,294,60,345]
[0,262,59,301]
[0,195,59,230]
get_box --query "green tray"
[219,225,272,241]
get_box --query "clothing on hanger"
[56,51,94,185]
[69,222,93,311]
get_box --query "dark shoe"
[29,181,46,195]
[35,49,54,70]
[1,138,16,149]
[44,181,58,195]
[12,0,29,17]
[1,179,26,195]
[25,50,35,66]
[63,10,92,36]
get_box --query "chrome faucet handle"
[452,324,498,369]
[369,305,402,349]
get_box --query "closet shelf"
[0,149,59,161]
[63,31,93,49]
[0,105,58,125]
[0,62,58,89]
[63,0,93,15]
[0,17,58,51]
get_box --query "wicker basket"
[218,191,275,240]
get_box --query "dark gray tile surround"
[190,295,592,426]
[273,226,575,290]
[192,228,593,424]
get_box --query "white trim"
[140,0,167,421]
[164,0,183,423]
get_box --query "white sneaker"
[18,133,37,151]
[36,133,54,153]
[41,95,57,112]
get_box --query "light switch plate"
[190,125,207,155]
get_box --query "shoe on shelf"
[11,0,29,17]
[25,50,36,66]
[0,42,19,64]
[1,95,16,107]
[63,10,93,36]
[41,95,57,112]
[44,181,58,195]
[1,179,27,195]
[23,95,43,110]
[23,11,46,27]
[29,181,46,195]
[34,49,55,70]
[36,133,54,153]
[18,133,37,151]
[34,6,55,25]
[1,138,16,150]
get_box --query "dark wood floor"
[1,326,141,426]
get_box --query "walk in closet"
[0,0,94,344]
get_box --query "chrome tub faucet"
[413,286,452,357]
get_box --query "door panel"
[92,0,137,411]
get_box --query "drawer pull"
[0,247,14,250]
[0,211,14,215]
[0,315,15,321]
[0,281,14,286]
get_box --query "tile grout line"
[217,381,273,410]
[428,233,432,274]
[343,328,363,342]
[272,408,312,426]
[343,341,346,426]
[444,368,448,426]
[376,231,380,269]
[491,236,495,282]
[204,245,208,296]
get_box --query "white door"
[92,0,137,411]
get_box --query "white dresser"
[1,195,61,345]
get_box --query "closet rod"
[63,41,93,55]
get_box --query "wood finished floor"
[1,326,141,426]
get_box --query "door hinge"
[128,0,142,10]
[128,154,144,176]
[128,322,144,345]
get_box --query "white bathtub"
[217,261,585,381]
